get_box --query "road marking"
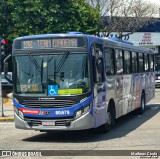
[0,122,13,125]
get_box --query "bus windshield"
[14,53,91,96]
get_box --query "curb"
[0,117,14,122]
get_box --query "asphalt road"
[0,89,160,159]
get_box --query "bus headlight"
[14,107,24,120]
[18,110,24,120]
[75,109,82,119]
[74,105,91,119]
[83,105,90,113]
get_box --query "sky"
[147,0,160,17]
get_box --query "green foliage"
[0,0,100,42]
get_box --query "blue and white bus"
[8,32,155,132]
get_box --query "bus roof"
[14,32,85,40]
[14,32,154,54]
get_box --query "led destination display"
[21,38,85,49]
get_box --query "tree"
[86,0,160,38]
[0,0,13,39]
[0,0,100,71]
[85,0,109,16]
[0,0,100,41]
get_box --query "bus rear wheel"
[137,93,145,114]
[98,105,115,133]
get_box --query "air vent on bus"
[21,99,77,108]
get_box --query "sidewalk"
[0,97,14,122]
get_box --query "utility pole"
[0,38,4,117]
[0,69,4,117]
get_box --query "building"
[98,20,160,54]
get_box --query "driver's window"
[92,43,104,83]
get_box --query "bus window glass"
[92,43,104,82]
[14,53,91,95]
[124,50,131,74]
[150,54,154,72]
[13,55,45,95]
[139,53,144,72]
[132,52,138,73]
[115,49,123,74]
[104,48,114,75]
[144,54,149,72]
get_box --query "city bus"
[6,32,155,132]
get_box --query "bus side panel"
[149,72,155,101]
[143,72,155,104]
[115,75,123,118]
[131,74,135,111]
[145,72,150,104]
[122,75,132,115]
[115,75,132,117]
[106,76,118,117]
[138,73,145,106]
[93,85,107,128]
[106,75,132,119]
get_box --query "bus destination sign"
[22,38,80,49]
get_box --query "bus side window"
[104,48,115,75]
[124,50,131,74]
[144,54,149,72]
[132,52,138,73]
[139,53,144,72]
[149,54,154,72]
[115,49,123,75]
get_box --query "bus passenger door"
[92,43,106,128]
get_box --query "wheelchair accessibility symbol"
[48,85,58,96]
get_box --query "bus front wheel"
[98,105,115,133]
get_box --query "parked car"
[1,72,12,87]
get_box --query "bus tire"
[98,105,115,133]
[137,93,145,114]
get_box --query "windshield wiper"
[27,52,41,73]
[52,50,70,84]
[56,50,70,73]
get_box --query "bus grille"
[25,118,72,127]
[21,99,77,108]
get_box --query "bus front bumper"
[14,112,94,131]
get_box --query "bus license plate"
[42,121,55,126]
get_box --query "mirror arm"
[4,54,11,64]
